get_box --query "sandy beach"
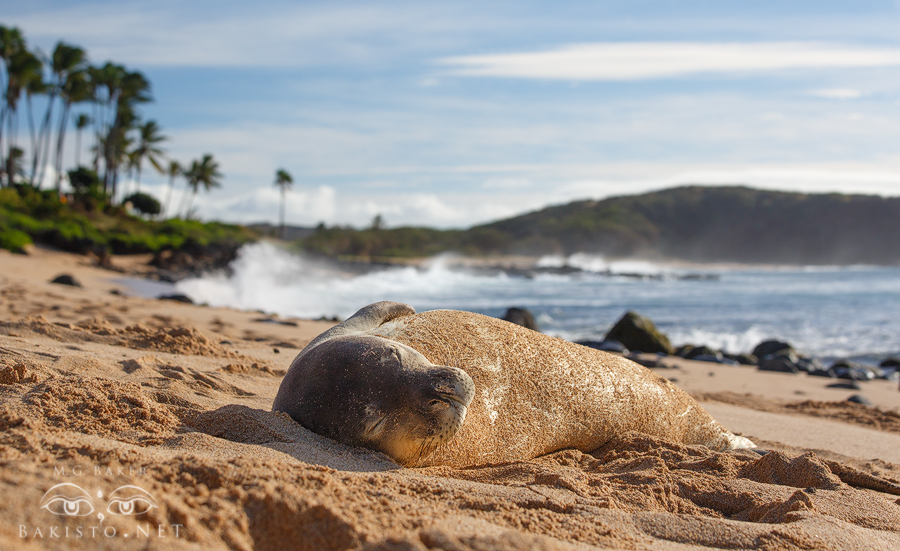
[1,246,899,550]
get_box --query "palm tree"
[73,113,91,167]
[21,53,45,185]
[181,154,222,218]
[130,119,166,192]
[53,67,91,189]
[33,42,87,190]
[162,160,181,219]
[3,146,24,185]
[89,64,151,194]
[274,168,293,239]
[0,25,26,185]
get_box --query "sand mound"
[1,315,240,358]
[22,376,180,444]
[121,323,239,357]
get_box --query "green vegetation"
[299,217,521,259]
[0,24,225,221]
[123,191,161,216]
[299,186,900,265]
[0,184,255,255]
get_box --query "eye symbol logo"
[106,485,157,516]
[40,484,158,519]
[39,484,95,517]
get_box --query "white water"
[175,242,900,361]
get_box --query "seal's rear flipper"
[307,301,416,350]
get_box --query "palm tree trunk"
[0,105,6,187]
[34,95,56,188]
[280,187,286,239]
[75,128,81,168]
[54,101,72,191]
[185,190,197,219]
[177,182,191,218]
[26,95,36,161]
[163,174,175,219]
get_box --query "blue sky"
[6,0,900,227]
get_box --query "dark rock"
[835,366,875,381]
[576,340,629,355]
[758,354,800,374]
[827,381,861,390]
[691,353,720,363]
[158,293,194,304]
[501,308,540,332]
[50,274,81,287]
[795,357,823,373]
[830,359,858,370]
[693,354,739,366]
[605,311,673,355]
[879,357,900,368]
[846,395,873,406]
[685,346,719,360]
[148,240,245,281]
[752,340,794,359]
[808,367,837,378]
[723,353,758,366]
[879,367,900,382]
[674,345,695,358]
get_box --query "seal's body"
[274,301,754,467]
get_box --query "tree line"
[0,24,221,218]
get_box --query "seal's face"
[358,345,474,465]
[273,336,474,466]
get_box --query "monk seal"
[273,301,476,465]
[274,301,754,467]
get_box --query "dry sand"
[1,246,899,550]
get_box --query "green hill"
[303,186,900,265]
[479,185,900,264]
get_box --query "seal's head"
[273,335,474,466]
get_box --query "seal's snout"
[430,366,475,408]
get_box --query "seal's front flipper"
[307,301,416,350]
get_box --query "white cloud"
[440,42,900,81]
[9,2,466,68]
[811,88,864,99]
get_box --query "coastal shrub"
[68,167,109,211]
[123,192,162,216]
[0,183,255,259]
[0,222,32,253]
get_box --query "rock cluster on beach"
[501,308,900,394]
[606,313,900,398]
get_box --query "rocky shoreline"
[500,307,900,399]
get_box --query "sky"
[6,0,900,228]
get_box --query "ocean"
[173,242,900,365]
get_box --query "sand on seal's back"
[372,309,738,467]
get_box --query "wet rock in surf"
[501,307,540,332]
[605,311,673,355]
[752,340,795,359]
